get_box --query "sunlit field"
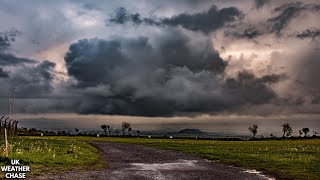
[1,136,319,179]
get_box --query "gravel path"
[35,141,275,180]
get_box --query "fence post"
[5,128,8,158]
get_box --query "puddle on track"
[130,160,201,171]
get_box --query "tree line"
[100,122,141,137]
[248,123,318,139]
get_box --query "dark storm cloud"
[0,35,11,51]
[9,60,56,97]
[108,5,243,34]
[160,5,243,34]
[0,29,35,81]
[0,29,20,51]
[65,30,227,87]
[295,29,320,40]
[267,2,320,36]
[0,30,53,94]
[253,0,270,9]
[0,57,59,114]
[4,0,310,116]
[225,71,283,104]
[224,27,261,39]
[109,7,158,26]
[0,30,36,66]
[64,29,281,116]
[0,53,36,66]
[0,67,9,78]
[0,29,53,114]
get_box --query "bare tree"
[302,128,310,137]
[248,124,258,138]
[282,123,293,138]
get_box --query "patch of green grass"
[0,136,104,177]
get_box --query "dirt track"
[35,141,274,180]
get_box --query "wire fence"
[0,115,18,157]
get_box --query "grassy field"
[1,136,319,179]
[0,136,104,178]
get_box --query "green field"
[1,136,319,179]
[0,136,104,177]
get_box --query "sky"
[1,0,320,128]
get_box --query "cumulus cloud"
[63,29,282,116]
[0,0,319,117]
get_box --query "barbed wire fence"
[1,88,18,158]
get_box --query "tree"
[270,133,275,138]
[128,128,132,136]
[106,125,112,136]
[75,128,79,135]
[248,124,258,138]
[121,122,131,136]
[115,129,120,136]
[136,130,141,137]
[302,128,310,137]
[281,123,293,138]
[299,130,303,137]
[101,124,107,135]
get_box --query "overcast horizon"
[1,0,320,134]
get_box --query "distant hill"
[178,128,204,134]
